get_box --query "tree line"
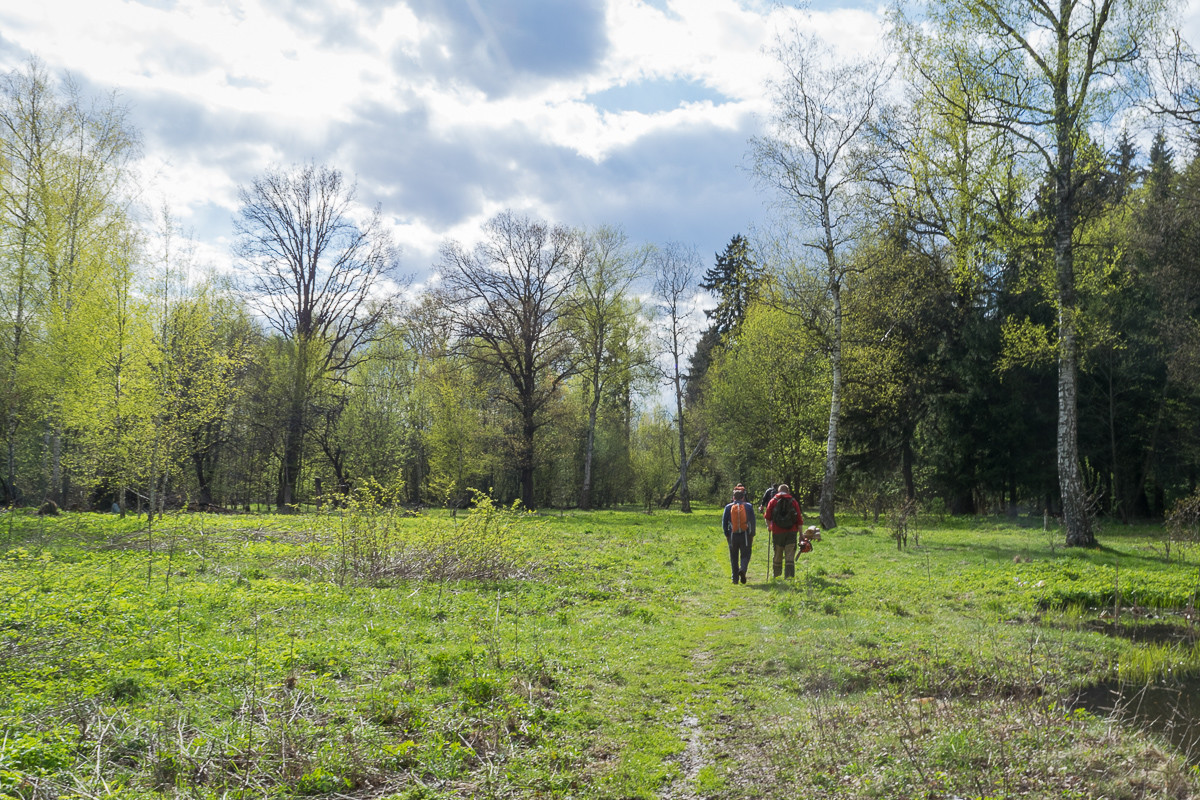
[3,0,1200,544]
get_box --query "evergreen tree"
[688,234,762,408]
[1148,130,1175,199]
[1108,129,1140,201]
[699,234,761,339]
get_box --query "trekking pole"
[764,526,769,583]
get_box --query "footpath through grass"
[1,505,1199,799]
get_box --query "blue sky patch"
[587,77,729,115]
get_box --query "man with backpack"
[765,483,803,578]
[722,484,756,584]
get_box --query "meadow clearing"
[1,500,1199,799]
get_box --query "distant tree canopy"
[1,42,1199,537]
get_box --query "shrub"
[294,766,350,796]
[1165,490,1200,560]
[428,651,464,687]
[325,487,532,585]
[107,674,143,701]
[458,676,502,706]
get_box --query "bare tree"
[751,32,891,530]
[234,162,399,511]
[652,242,701,514]
[1150,31,1200,124]
[438,210,585,509]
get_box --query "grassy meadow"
[1,501,1199,799]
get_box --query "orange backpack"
[730,503,748,533]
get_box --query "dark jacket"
[765,492,802,535]
[759,486,776,511]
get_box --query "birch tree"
[751,32,891,529]
[652,242,701,513]
[573,226,649,510]
[0,57,139,506]
[893,0,1174,545]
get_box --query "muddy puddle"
[1083,617,1198,646]
[1071,678,1200,763]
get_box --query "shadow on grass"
[741,575,851,596]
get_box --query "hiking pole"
[763,526,769,583]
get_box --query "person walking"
[764,483,802,578]
[722,484,756,584]
[758,483,777,514]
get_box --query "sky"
[2,0,1198,287]
[0,0,889,285]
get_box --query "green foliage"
[0,509,1197,799]
[701,301,827,494]
[294,766,351,796]
[629,409,677,511]
[421,359,499,508]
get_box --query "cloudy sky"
[0,0,892,282]
[2,0,1197,284]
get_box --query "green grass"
[0,505,1198,798]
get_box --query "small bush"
[325,487,533,585]
[458,676,502,706]
[429,651,464,687]
[294,766,350,796]
[1165,491,1200,560]
[107,674,143,701]
[888,499,918,550]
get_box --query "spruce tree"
[699,234,761,339]
[689,235,762,407]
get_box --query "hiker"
[764,483,802,578]
[722,484,756,584]
[758,483,776,514]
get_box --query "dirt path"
[656,649,715,800]
[656,585,758,799]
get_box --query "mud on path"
[656,587,771,798]
[656,646,720,800]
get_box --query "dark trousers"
[727,531,753,581]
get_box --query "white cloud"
[0,0,894,279]
[400,0,886,168]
